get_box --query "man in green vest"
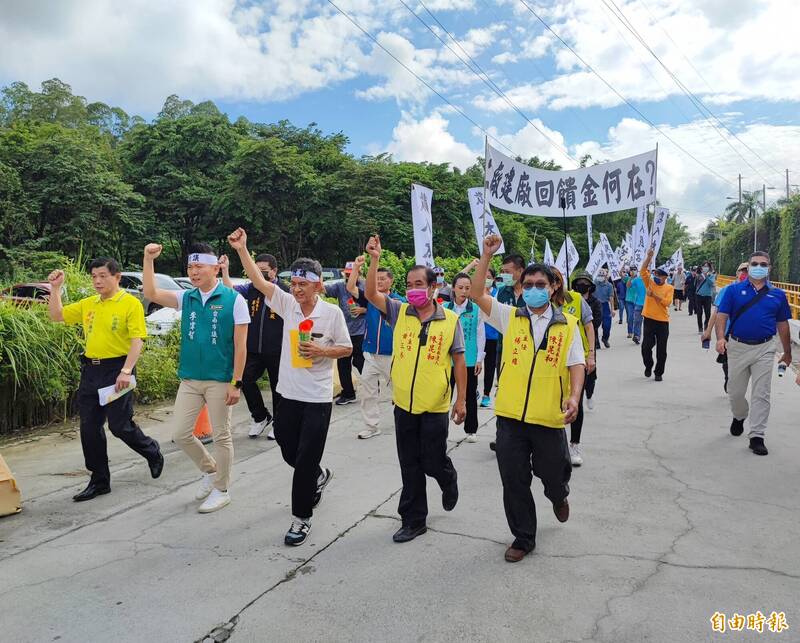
[143,242,249,514]
[472,234,585,563]
[364,235,467,544]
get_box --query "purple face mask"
[406,288,431,308]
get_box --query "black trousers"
[394,407,457,527]
[274,398,332,520]
[570,369,597,445]
[641,318,670,376]
[451,367,478,434]
[483,338,498,395]
[241,351,282,423]
[337,334,364,398]
[495,417,571,552]
[687,291,696,315]
[77,357,160,487]
[696,295,713,333]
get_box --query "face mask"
[653,277,663,285]
[749,266,769,280]
[435,276,444,286]
[523,287,550,309]
[500,273,514,287]
[406,288,431,308]
[737,272,748,282]
[573,283,589,295]
[701,267,709,274]
[485,279,494,289]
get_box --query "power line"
[514,0,736,188]
[325,0,520,159]
[604,0,785,180]
[408,0,582,164]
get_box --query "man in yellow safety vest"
[471,234,586,563]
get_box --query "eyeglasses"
[750,261,769,268]
[522,281,549,290]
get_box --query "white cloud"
[382,110,479,170]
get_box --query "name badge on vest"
[210,304,224,310]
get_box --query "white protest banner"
[659,247,684,273]
[585,242,607,278]
[555,235,580,279]
[411,183,434,267]
[586,214,594,255]
[529,245,536,265]
[631,205,650,269]
[648,206,669,268]
[485,142,657,217]
[618,237,632,266]
[599,233,622,281]
[543,239,555,266]
[467,187,504,255]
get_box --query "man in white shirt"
[228,228,352,546]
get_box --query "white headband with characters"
[187,253,218,266]
[291,269,321,282]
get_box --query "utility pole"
[787,169,791,201]
[738,174,742,205]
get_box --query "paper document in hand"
[98,375,137,407]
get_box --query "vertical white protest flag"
[598,233,621,281]
[529,245,536,265]
[586,214,594,255]
[631,204,649,269]
[648,206,669,268]
[585,243,607,278]
[543,239,555,266]
[468,187,504,255]
[411,183,434,267]
[658,246,685,273]
[555,235,580,279]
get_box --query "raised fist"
[483,234,502,256]
[365,235,382,259]
[354,254,366,268]
[47,269,65,288]
[144,244,162,259]
[228,228,247,250]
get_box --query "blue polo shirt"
[718,281,791,340]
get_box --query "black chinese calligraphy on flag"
[485,142,657,218]
[411,183,434,268]
[468,187,505,255]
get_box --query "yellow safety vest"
[562,290,589,358]
[495,307,578,428]
[391,303,460,414]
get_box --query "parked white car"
[146,306,180,336]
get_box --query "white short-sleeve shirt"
[267,287,352,403]
[174,289,250,325]
[488,299,585,367]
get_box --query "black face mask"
[573,283,590,294]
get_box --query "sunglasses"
[750,261,769,268]
[522,281,549,290]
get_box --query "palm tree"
[725,191,761,223]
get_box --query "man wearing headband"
[325,260,367,406]
[143,242,250,514]
[228,228,352,547]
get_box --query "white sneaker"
[195,473,215,500]
[358,428,382,440]
[267,427,276,440]
[569,444,583,467]
[586,397,594,410]
[248,417,271,438]
[198,488,230,513]
[466,434,478,443]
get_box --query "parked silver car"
[120,272,183,314]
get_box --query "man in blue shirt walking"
[593,269,614,348]
[715,251,793,456]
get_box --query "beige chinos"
[726,338,775,439]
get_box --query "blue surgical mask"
[500,273,514,287]
[523,286,550,309]
[749,266,769,280]
[653,277,663,285]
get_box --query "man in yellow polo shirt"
[47,258,163,502]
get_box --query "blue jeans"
[601,302,612,342]
[618,301,625,323]
[632,305,644,339]
[625,301,636,334]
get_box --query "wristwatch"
[120,367,133,375]
[231,379,243,389]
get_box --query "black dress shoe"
[149,449,164,479]
[73,482,111,502]
[749,437,768,455]
[644,367,652,378]
[489,441,496,452]
[442,477,459,512]
[730,418,744,436]
[654,374,663,382]
[602,339,610,348]
[393,524,427,543]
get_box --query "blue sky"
[2,0,798,235]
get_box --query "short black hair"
[88,257,121,275]
[377,267,393,279]
[188,242,214,255]
[407,265,436,286]
[290,257,322,277]
[255,253,277,269]
[452,272,471,287]
[521,263,555,285]
[502,254,526,271]
[750,250,770,263]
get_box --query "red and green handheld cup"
[298,319,313,342]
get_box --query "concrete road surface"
[1,311,798,642]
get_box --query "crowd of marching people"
[44,229,796,562]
